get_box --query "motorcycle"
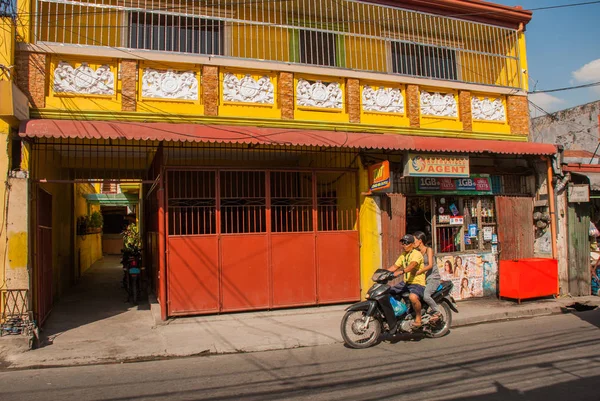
[341,269,459,349]
[122,248,142,304]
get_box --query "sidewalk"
[3,293,599,369]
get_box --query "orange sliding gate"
[165,169,360,315]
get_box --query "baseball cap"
[400,234,416,245]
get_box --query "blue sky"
[495,0,600,115]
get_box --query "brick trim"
[347,78,360,124]
[459,90,472,132]
[406,84,420,128]
[279,72,294,120]
[15,51,46,109]
[507,95,529,136]
[121,60,137,112]
[202,65,219,116]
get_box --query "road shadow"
[561,306,600,329]
[440,377,600,401]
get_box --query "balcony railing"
[34,0,523,88]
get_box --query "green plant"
[123,223,141,252]
[89,211,103,229]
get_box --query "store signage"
[568,184,589,203]
[415,175,493,195]
[367,160,392,193]
[449,216,464,225]
[404,153,469,177]
[438,215,451,224]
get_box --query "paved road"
[2,311,600,401]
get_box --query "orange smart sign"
[368,161,392,192]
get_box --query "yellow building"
[0,0,559,323]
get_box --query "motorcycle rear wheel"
[426,302,452,338]
[341,310,381,349]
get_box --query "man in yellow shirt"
[386,234,426,328]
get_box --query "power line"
[529,81,600,94]
[531,1,600,11]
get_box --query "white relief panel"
[362,86,404,113]
[142,69,199,100]
[420,91,458,117]
[222,73,274,104]
[53,61,115,95]
[296,79,343,109]
[471,97,506,121]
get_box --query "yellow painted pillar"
[358,161,382,300]
[0,120,8,294]
[15,0,31,43]
[518,31,529,92]
[0,16,14,299]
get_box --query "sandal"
[430,312,442,322]
[411,321,422,329]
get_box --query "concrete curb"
[452,305,566,327]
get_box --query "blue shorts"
[389,282,425,299]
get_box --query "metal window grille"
[391,42,457,81]
[167,170,217,235]
[166,169,356,236]
[299,30,337,67]
[34,0,523,88]
[316,171,356,231]
[220,171,267,234]
[271,171,313,233]
[129,13,224,55]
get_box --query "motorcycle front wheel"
[340,310,381,349]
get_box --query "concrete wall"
[75,184,103,275]
[531,101,600,153]
[76,233,102,275]
[531,101,600,295]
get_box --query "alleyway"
[25,256,159,364]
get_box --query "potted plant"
[87,211,104,233]
[123,223,141,252]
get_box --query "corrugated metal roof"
[19,119,557,156]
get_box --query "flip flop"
[411,321,422,329]
[430,312,442,322]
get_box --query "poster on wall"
[436,253,497,300]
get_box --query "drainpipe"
[546,157,558,260]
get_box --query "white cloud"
[529,92,565,114]
[572,59,600,83]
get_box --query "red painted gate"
[36,188,53,325]
[496,196,535,260]
[165,169,359,315]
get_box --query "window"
[299,30,338,67]
[434,196,496,254]
[129,13,224,56]
[391,42,457,80]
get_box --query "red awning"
[19,119,557,156]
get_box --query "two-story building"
[1,0,558,323]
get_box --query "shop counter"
[499,258,558,303]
